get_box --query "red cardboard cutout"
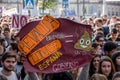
[18,15,92,73]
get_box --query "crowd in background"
[0,14,120,80]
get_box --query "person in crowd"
[110,16,118,25]
[0,28,2,39]
[98,56,115,80]
[103,41,117,58]
[0,38,5,67]
[43,71,73,80]
[0,39,4,54]
[93,27,104,37]
[89,54,101,79]
[0,38,7,53]
[91,42,102,55]
[77,48,101,80]
[15,53,26,80]
[93,34,105,55]
[94,34,105,47]
[114,22,120,37]
[0,52,18,80]
[14,33,20,43]
[94,18,103,28]
[90,73,107,80]
[102,18,108,26]
[1,22,9,33]
[112,51,120,72]
[112,72,120,80]
[106,28,120,42]
[101,15,110,37]
[8,43,19,54]
[109,16,118,32]
[88,18,94,28]
[3,28,11,52]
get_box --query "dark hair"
[1,52,16,62]
[94,35,104,42]
[111,28,118,34]
[89,54,101,78]
[112,72,120,80]
[4,27,10,32]
[10,43,19,52]
[0,38,5,45]
[96,27,103,32]
[92,42,100,49]
[112,51,120,72]
[43,72,73,80]
[104,41,117,52]
[11,34,15,41]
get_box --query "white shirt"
[0,68,18,80]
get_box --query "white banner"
[3,8,18,16]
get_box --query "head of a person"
[1,52,17,72]
[3,27,10,38]
[103,19,108,25]
[114,22,120,32]
[89,54,101,77]
[110,16,118,24]
[112,72,120,80]
[43,72,73,80]
[98,56,115,77]
[104,41,117,57]
[94,18,103,27]
[18,53,26,64]
[94,27,104,36]
[1,22,9,31]
[9,43,19,53]
[94,35,104,47]
[0,38,8,50]
[102,14,108,19]
[110,28,118,38]
[112,51,120,72]
[90,73,107,80]
[14,33,20,43]
[92,42,102,56]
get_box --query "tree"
[38,0,58,14]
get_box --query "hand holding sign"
[18,15,92,73]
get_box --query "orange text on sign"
[28,40,62,65]
[18,15,60,55]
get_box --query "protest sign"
[12,14,28,29]
[18,15,92,73]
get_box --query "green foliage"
[39,0,57,10]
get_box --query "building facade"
[54,0,120,18]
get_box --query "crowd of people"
[0,14,120,80]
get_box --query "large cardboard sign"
[12,15,28,29]
[18,15,92,73]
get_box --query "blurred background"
[0,0,120,19]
